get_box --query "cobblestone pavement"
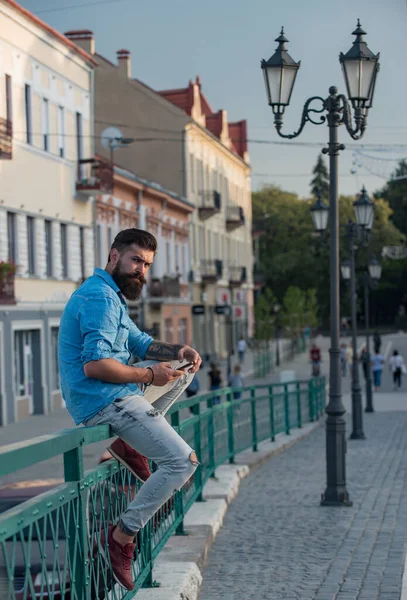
[199,411,407,600]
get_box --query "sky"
[18,0,407,199]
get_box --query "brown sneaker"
[100,525,136,591]
[105,438,151,483]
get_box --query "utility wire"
[34,0,126,14]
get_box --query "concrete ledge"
[137,419,322,600]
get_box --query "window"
[14,330,33,398]
[7,212,16,263]
[44,220,53,277]
[181,245,186,279]
[164,318,173,344]
[42,98,49,151]
[60,223,68,278]
[166,241,171,274]
[107,226,113,250]
[79,226,85,280]
[5,75,12,122]
[178,318,187,345]
[27,216,36,275]
[50,327,60,390]
[189,153,195,193]
[175,244,179,272]
[95,224,101,268]
[76,112,83,176]
[57,106,65,158]
[24,84,32,144]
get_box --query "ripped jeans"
[83,360,198,536]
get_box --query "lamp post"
[262,21,379,506]
[274,302,281,366]
[364,257,382,412]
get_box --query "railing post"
[309,378,315,422]
[64,442,90,600]
[296,381,302,428]
[227,390,235,464]
[171,410,187,536]
[269,385,275,442]
[250,387,258,452]
[284,383,290,435]
[192,401,205,502]
[207,394,216,476]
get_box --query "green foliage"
[281,286,318,332]
[254,287,276,341]
[375,159,407,235]
[252,184,404,327]
[310,153,329,200]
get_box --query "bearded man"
[58,228,201,591]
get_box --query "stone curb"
[136,419,323,600]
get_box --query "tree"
[310,153,329,200]
[375,159,407,235]
[254,287,276,341]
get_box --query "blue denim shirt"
[58,269,153,425]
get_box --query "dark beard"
[111,263,146,301]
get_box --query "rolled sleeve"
[78,297,120,365]
[127,319,153,359]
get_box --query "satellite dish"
[100,126,124,151]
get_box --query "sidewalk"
[199,393,407,600]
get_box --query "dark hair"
[394,350,399,356]
[108,228,157,262]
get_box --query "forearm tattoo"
[145,341,184,361]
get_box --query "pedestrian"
[228,364,244,400]
[359,345,369,381]
[371,349,385,392]
[340,343,347,377]
[237,337,247,363]
[390,350,405,390]
[186,373,200,413]
[58,228,201,591]
[208,362,222,405]
[373,330,381,354]
[345,343,353,377]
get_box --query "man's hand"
[150,362,185,386]
[177,346,202,374]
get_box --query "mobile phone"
[177,362,194,370]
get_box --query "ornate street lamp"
[262,22,380,506]
[341,259,351,281]
[354,186,375,229]
[364,256,382,413]
[311,191,329,234]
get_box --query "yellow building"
[0,0,96,424]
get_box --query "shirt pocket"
[113,312,130,350]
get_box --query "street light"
[363,256,382,413]
[262,21,379,506]
[354,186,375,230]
[311,190,329,234]
[273,302,281,366]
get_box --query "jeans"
[83,360,198,536]
[373,369,382,388]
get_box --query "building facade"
[64,31,254,361]
[95,165,194,345]
[0,1,96,424]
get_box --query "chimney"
[117,49,131,78]
[64,30,95,55]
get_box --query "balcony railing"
[226,205,245,231]
[228,265,247,287]
[0,273,16,304]
[0,117,12,159]
[76,158,114,196]
[201,259,223,282]
[148,276,181,299]
[198,190,221,220]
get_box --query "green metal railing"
[0,377,326,599]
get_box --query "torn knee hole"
[189,451,199,466]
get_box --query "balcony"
[198,191,221,220]
[76,158,114,196]
[201,259,223,283]
[253,267,265,289]
[228,265,247,287]
[0,118,12,159]
[0,272,16,305]
[226,205,245,231]
[148,276,181,301]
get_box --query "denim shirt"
[58,269,153,425]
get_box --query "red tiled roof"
[229,120,248,159]
[4,2,97,66]
[205,111,223,138]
